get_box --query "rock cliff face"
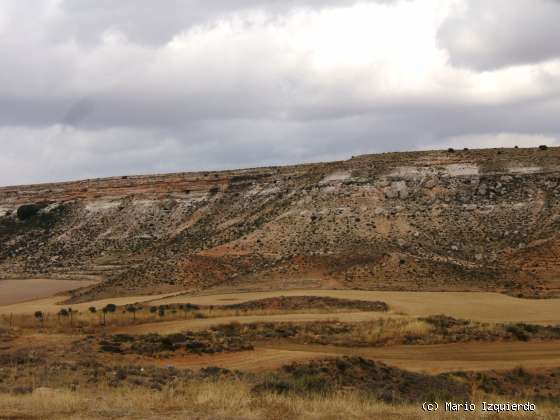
[2,147,560,301]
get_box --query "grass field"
[2,285,560,419]
[4,381,555,420]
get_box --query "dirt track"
[132,340,560,374]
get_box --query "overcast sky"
[1,0,560,186]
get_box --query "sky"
[1,0,560,186]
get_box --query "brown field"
[3,288,560,325]
[114,340,560,374]
[256,341,560,374]
[151,289,560,325]
[0,278,98,306]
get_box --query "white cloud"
[0,0,559,186]
[439,0,560,70]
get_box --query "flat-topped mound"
[2,146,560,300]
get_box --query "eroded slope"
[2,147,560,301]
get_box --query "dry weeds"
[1,381,556,420]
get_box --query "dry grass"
[357,318,434,344]
[1,381,555,420]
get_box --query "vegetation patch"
[449,368,560,403]
[99,331,253,357]
[194,317,560,348]
[223,296,388,312]
[253,356,470,403]
[420,315,560,343]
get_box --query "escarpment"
[2,147,560,301]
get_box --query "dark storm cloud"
[438,0,560,70]
[61,99,95,127]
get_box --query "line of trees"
[30,301,193,329]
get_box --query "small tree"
[101,307,107,325]
[149,306,158,314]
[101,304,117,326]
[58,308,69,324]
[158,307,165,317]
[181,303,198,319]
[34,311,44,328]
[68,308,74,326]
[126,305,137,321]
[89,306,96,314]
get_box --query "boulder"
[384,181,409,200]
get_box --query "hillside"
[2,147,560,302]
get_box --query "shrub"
[506,325,529,341]
[104,304,117,313]
[34,311,44,327]
[16,204,40,220]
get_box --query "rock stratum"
[1,147,560,302]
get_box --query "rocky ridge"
[1,147,560,300]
